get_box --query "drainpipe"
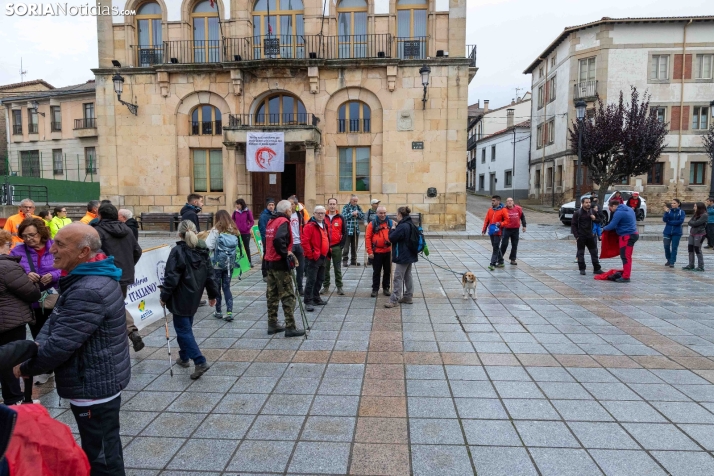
[539,57,547,204]
[675,18,693,198]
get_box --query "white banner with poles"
[246,131,285,172]
[124,245,171,331]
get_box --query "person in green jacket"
[48,206,72,238]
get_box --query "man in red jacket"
[302,206,330,312]
[500,197,527,265]
[481,195,508,271]
[322,198,346,295]
[366,206,392,297]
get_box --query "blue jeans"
[663,234,682,265]
[213,268,232,313]
[172,314,206,365]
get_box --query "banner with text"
[246,131,285,172]
[125,245,171,331]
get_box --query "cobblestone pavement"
[31,230,714,475]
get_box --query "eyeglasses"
[21,232,39,240]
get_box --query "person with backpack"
[481,195,508,271]
[705,197,714,249]
[288,197,306,296]
[322,198,346,296]
[206,210,240,321]
[500,197,526,265]
[366,205,392,298]
[258,198,276,281]
[232,199,254,267]
[662,198,686,268]
[385,206,418,308]
[683,202,708,272]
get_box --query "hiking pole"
[163,305,174,377]
[290,266,310,337]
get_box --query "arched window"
[192,0,220,63]
[252,0,304,58]
[191,105,222,135]
[136,2,162,65]
[338,101,370,133]
[397,0,427,59]
[337,0,367,58]
[255,93,307,125]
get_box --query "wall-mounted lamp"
[419,64,431,110]
[30,100,45,117]
[426,187,437,198]
[112,73,138,116]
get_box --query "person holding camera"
[366,206,392,298]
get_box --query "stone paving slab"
[25,222,714,475]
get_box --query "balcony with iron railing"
[467,134,477,150]
[396,36,427,59]
[28,123,38,134]
[12,125,22,135]
[51,121,62,132]
[338,118,371,133]
[74,118,96,129]
[574,80,598,101]
[191,120,223,136]
[467,45,477,67]
[224,113,321,145]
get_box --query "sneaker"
[510,260,517,265]
[175,357,190,368]
[10,399,40,405]
[615,277,631,283]
[488,265,495,271]
[129,331,145,352]
[305,303,315,312]
[683,265,695,271]
[694,267,705,272]
[285,327,306,338]
[665,261,671,266]
[384,302,399,308]
[268,323,286,335]
[320,286,329,295]
[371,290,378,297]
[314,300,326,306]
[190,363,210,380]
[669,263,675,268]
[398,297,413,304]
[580,270,586,275]
[213,311,223,320]
[383,288,390,296]
[224,312,234,322]
[495,263,505,268]
[593,269,604,275]
[354,262,361,266]
[342,261,349,268]
[33,373,52,385]
[337,287,345,295]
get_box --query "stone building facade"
[95,0,475,230]
[524,16,714,205]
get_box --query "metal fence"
[227,113,319,127]
[2,152,99,183]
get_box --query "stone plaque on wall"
[397,111,413,131]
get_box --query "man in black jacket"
[571,197,603,276]
[93,203,145,351]
[180,193,203,232]
[118,208,139,240]
[16,223,130,476]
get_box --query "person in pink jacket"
[231,198,255,266]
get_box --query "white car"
[560,191,647,225]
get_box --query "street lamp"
[419,64,431,110]
[112,73,138,116]
[30,100,45,117]
[575,100,587,208]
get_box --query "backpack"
[371,218,392,246]
[212,232,239,270]
[407,222,427,255]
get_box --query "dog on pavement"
[462,272,477,300]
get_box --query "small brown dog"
[462,272,477,300]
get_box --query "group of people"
[481,195,527,270]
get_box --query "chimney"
[506,108,514,128]
[511,99,516,105]
[483,100,489,112]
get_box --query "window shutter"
[671,106,681,130]
[673,54,683,80]
[681,106,690,131]
[684,54,693,79]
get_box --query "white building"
[472,119,530,199]
[524,16,714,204]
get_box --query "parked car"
[560,190,647,225]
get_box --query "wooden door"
[252,172,282,216]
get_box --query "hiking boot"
[129,331,145,352]
[175,357,190,368]
[398,297,413,304]
[268,323,286,335]
[305,303,315,312]
[669,263,675,268]
[615,277,631,283]
[320,286,329,295]
[510,260,517,265]
[383,288,391,296]
[683,265,695,271]
[371,290,378,297]
[593,269,604,275]
[190,363,210,380]
[384,301,399,308]
[213,311,223,320]
[314,300,326,306]
[224,312,234,322]
[665,261,671,266]
[695,267,705,272]
[580,270,586,275]
[488,265,495,271]
[337,287,345,295]
[285,327,306,338]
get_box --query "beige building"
[0,81,99,181]
[94,0,475,230]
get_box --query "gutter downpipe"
[676,19,693,198]
[539,57,547,204]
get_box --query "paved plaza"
[32,203,714,475]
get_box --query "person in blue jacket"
[603,200,638,282]
[705,197,714,249]
[258,198,276,281]
[662,198,686,267]
[385,206,418,308]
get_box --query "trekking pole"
[290,267,310,337]
[163,305,174,377]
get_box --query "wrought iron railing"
[190,120,222,136]
[574,80,598,100]
[396,36,427,59]
[74,118,97,129]
[133,45,164,66]
[338,118,371,133]
[467,45,477,67]
[28,123,38,134]
[227,113,319,128]
[467,134,477,150]
[12,125,22,135]
[224,34,392,61]
[51,121,62,132]
[164,40,223,64]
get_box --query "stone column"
[235,145,252,205]
[224,145,237,206]
[96,0,114,68]
[305,142,317,212]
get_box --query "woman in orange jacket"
[366,206,393,297]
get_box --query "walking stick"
[287,260,310,337]
[163,305,174,377]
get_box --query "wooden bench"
[139,212,215,231]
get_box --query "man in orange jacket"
[481,195,508,271]
[3,198,39,247]
[79,200,100,224]
[366,206,392,297]
[302,206,330,312]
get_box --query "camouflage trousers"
[266,269,296,328]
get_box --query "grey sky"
[1,0,711,112]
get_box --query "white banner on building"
[246,131,285,172]
[125,245,171,331]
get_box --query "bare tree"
[569,87,668,205]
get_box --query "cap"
[632,192,639,197]
[370,199,381,205]
[266,197,276,205]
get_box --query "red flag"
[268,23,273,34]
[209,0,215,7]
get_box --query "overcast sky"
[0,0,711,111]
